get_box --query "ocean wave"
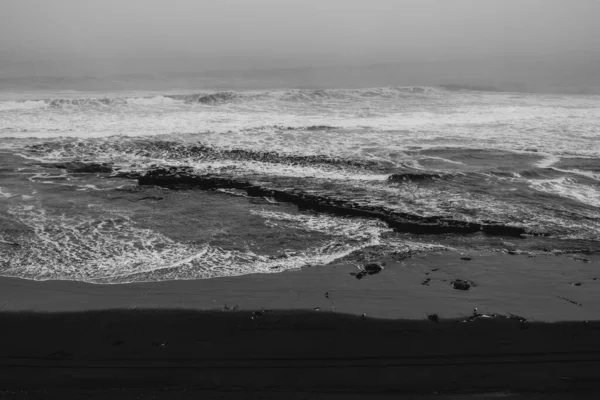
[0,87,444,111]
[528,177,600,208]
[0,100,49,111]
[0,96,185,110]
[438,84,504,93]
[0,204,410,283]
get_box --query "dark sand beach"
[2,252,600,398]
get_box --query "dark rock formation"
[363,263,384,274]
[388,172,442,182]
[428,314,439,323]
[138,167,532,238]
[43,162,113,173]
[451,279,473,291]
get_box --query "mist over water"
[1,0,600,94]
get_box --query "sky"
[0,0,599,89]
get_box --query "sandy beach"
[2,252,600,397]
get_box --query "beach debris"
[313,307,320,311]
[460,257,472,261]
[112,340,125,346]
[573,257,590,263]
[0,240,20,247]
[557,296,582,307]
[450,279,473,291]
[572,282,583,287]
[428,314,439,323]
[251,310,270,320]
[350,262,384,279]
[350,271,365,279]
[223,304,240,311]
[364,263,384,274]
[460,309,526,324]
[362,313,367,319]
[421,278,431,286]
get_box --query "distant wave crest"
[438,84,503,93]
[0,87,446,110]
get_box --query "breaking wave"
[0,204,436,284]
[0,86,445,111]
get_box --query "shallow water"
[1,86,599,283]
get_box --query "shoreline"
[2,251,600,395]
[2,251,598,321]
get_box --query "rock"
[574,257,590,263]
[482,224,527,237]
[388,172,442,182]
[137,167,532,238]
[428,314,439,323]
[363,263,384,274]
[45,161,113,173]
[451,279,472,291]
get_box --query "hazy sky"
[1,0,599,76]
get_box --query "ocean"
[0,86,599,283]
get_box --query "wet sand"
[1,252,600,397]
[2,252,599,320]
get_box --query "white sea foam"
[0,205,426,283]
[125,96,181,106]
[0,187,13,198]
[551,167,600,182]
[1,88,599,158]
[529,177,600,208]
[535,154,561,168]
[0,100,48,111]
